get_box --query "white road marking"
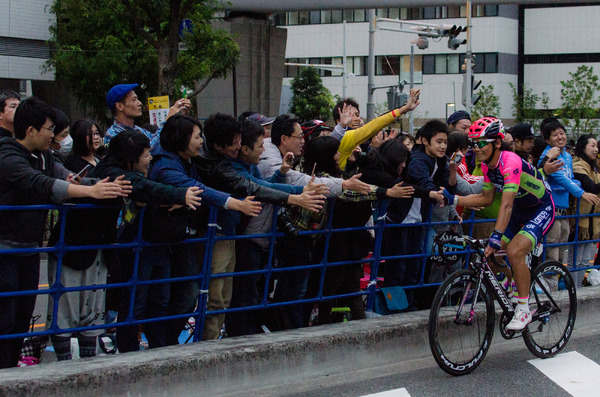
[360,388,411,397]
[529,351,600,396]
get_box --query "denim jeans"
[0,254,40,368]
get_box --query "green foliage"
[557,65,600,136]
[472,84,500,121]
[509,82,550,125]
[290,68,334,122]
[46,0,240,123]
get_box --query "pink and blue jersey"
[481,151,552,208]
[481,151,554,247]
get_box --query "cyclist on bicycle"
[451,117,555,330]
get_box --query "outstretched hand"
[185,187,203,210]
[342,173,371,194]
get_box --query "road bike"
[428,235,577,376]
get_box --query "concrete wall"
[195,16,287,119]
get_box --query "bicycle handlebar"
[434,234,508,268]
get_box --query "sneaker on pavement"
[506,308,533,331]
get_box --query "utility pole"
[465,1,473,114]
[367,9,376,121]
[342,19,347,99]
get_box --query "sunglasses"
[470,139,496,149]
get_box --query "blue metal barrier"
[0,198,598,347]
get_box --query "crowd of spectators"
[0,84,598,368]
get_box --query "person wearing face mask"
[49,108,72,163]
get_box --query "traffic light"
[387,88,409,111]
[462,75,482,106]
[439,24,467,50]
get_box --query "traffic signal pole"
[465,1,473,114]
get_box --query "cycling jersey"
[481,150,552,208]
[481,150,554,248]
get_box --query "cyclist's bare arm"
[456,187,494,208]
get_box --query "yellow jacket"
[338,111,398,170]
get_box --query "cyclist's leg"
[506,234,532,301]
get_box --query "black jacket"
[194,145,289,205]
[0,137,65,245]
[359,159,431,224]
[408,147,456,220]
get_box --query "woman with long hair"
[64,119,102,174]
[569,134,600,286]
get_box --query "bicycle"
[427,235,577,376]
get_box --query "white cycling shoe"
[506,308,533,331]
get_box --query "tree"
[509,82,550,125]
[471,84,500,121]
[290,68,335,122]
[557,65,600,136]
[46,0,240,121]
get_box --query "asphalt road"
[236,324,600,397]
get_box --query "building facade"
[0,0,54,96]
[275,3,600,127]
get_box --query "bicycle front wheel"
[523,260,577,359]
[428,269,495,376]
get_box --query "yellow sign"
[148,95,170,126]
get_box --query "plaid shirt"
[104,121,161,148]
[286,172,380,236]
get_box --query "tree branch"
[187,73,217,98]
[122,1,159,48]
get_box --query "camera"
[277,211,299,236]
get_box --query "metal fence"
[0,198,597,345]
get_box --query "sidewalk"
[2,286,600,397]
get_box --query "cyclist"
[450,117,555,330]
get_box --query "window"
[484,53,498,73]
[332,10,343,23]
[331,57,343,76]
[389,8,400,19]
[399,55,423,84]
[298,12,309,25]
[354,9,366,22]
[288,12,299,25]
[399,8,408,20]
[423,55,435,74]
[309,11,320,24]
[376,9,388,18]
[448,6,460,18]
[343,9,354,22]
[423,7,436,19]
[447,54,460,74]
[484,5,499,16]
[376,56,400,75]
[321,10,331,24]
[435,55,447,74]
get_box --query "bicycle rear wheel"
[523,260,577,359]
[428,269,495,376]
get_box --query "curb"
[2,286,599,397]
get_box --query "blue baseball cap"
[447,110,471,126]
[106,84,139,109]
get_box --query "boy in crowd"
[0,97,130,368]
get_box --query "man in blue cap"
[104,84,190,148]
[447,110,471,133]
